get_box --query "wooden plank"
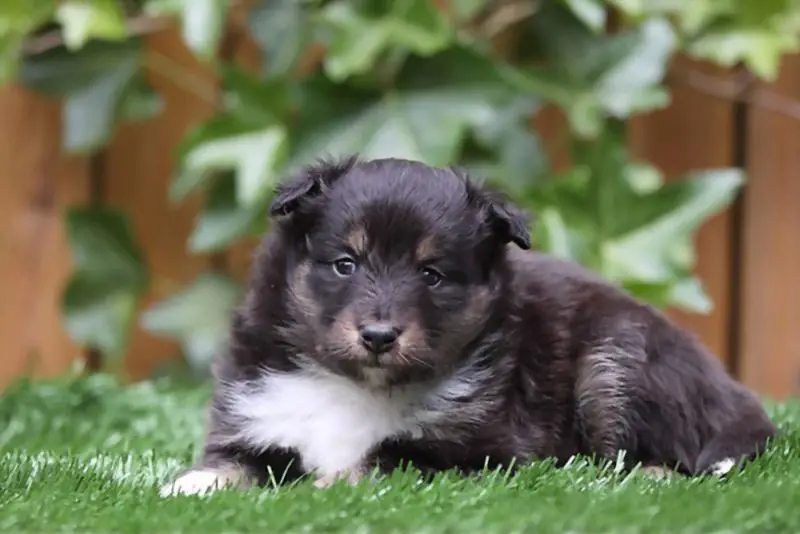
[531,105,572,174]
[0,85,90,390]
[738,55,800,400]
[628,55,737,368]
[102,26,218,381]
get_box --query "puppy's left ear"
[269,155,359,217]
[484,191,532,250]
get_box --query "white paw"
[640,466,674,479]
[313,467,366,489]
[159,469,233,497]
[709,457,736,476]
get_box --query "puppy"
[160,155,776,496]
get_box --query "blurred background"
[0,0,797,400]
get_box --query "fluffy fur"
[160,156,776,497]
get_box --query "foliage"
[2,0,799,371]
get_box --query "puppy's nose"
[358,322,401,354]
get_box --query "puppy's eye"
[333,257,357,277]
[421,267,443,287]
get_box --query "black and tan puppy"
[160,155,776,496]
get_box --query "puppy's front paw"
[639,465,675,480]
[313,467,366,489]
[159,469,238,497]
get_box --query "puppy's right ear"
[269,155,359,217]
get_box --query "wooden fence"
[1,25,798,399]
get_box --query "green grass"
[1,372,799,534]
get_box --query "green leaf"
[0,0,59,84]
[669,276,714,314]
[0,34,24,84]
[141,273,242,373]
[62,207,149,361]
[61,59,140,153]
[188,173,267,253]
[529,124,743,313]
[470,96,547,193]
[221,65,291,123]
[118,77,165,122]
[563,0,607,32]
[248,0,312,78]
[172,112,288,206]
[19,40,143,153]
[320,0,453,81]
[535,207,582,261]
[171,114,246,201]
[603,169,745,283]
[515,5,676,137]
[180,0,230,61]
[172,70,292,204]
[186,124,287,207]
[55,0,127,50]
[452,0,489,21]
[688,27,798,81]
[603,0,800,81]
[594,19,675,117]
[0,0,58,29]
[289,45,526,168]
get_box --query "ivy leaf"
[62,207,148,361]
[688,27,798,81]
[171,68,291,205]
[605,0,800,81]
[517,5,675,137]
[180,0,230,61]
[0,0,58,83]
[470,96,547,193]
[530,125,743,313]
[288,45,527,168]
[141,273,242,374]
[170,115,243,201]
[0,0,58,31]
[604,169,745,284]
[176,115,288,207]
[563,0,607,32]
[248,0,312,78]
[0,34,24,84]
[19,40,143,153]
[534,206,584,261]
[55,0,127,50]
[452,0,490,21]
[118,77,165,122]
[669,277,714,314]
[220,65,291,123]
[188,172,267,253]
[594,19,675,117]
[320,0,453,81]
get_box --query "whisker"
[398,350,435,369]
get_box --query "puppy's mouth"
[318,339,434,385]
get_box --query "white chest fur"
[224,367,438,477]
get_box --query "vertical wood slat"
[103,27,218,381]
[0,86,90,389]
[628,55,738,368]
[738,56,800,400]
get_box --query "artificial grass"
[1,372,799,534]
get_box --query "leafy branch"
[2,0,800,374]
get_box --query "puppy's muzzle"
[358,322,402,354]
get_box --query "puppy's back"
[504,246,776,475]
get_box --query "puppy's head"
[267,155,531,387]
